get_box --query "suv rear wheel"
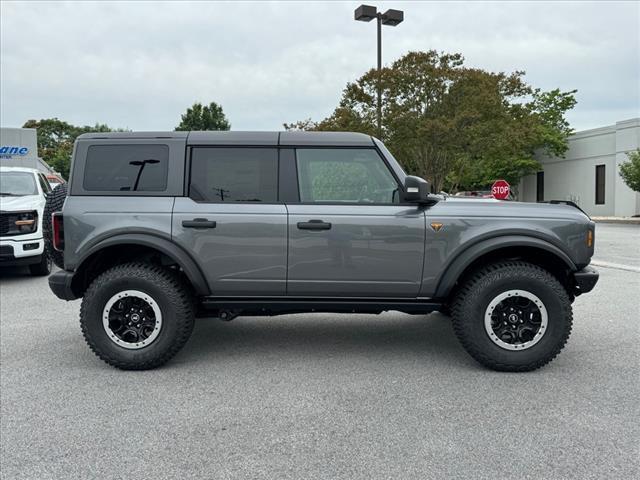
[451,261,572,372]
[80,263,195,370]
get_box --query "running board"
[200,297,442,316]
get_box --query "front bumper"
[0,241,43,267]
[48,270,79,301]
[572,266,599,295]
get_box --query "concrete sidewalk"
[591,216,640,224]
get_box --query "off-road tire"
[29,253,52,276]
[43,183,68,269]
[80,262,195,370]
[451,261,572,372]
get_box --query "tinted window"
[190,148,278,202]
[536,171,544,202]
[296,149,399,203]
[83,144,168,192]
[595,164,605,205]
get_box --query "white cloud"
[1,0,638,131]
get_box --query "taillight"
[52,213,64,251]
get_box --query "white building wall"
[519,118,640,217]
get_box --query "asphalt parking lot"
[1,223,638,480]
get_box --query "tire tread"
[80,262,195,370]
[451,261,573,372]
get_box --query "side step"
[200,297,442,316]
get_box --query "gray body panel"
[63,196,175,271]
[59,130,595,303]
[172,198,287,296]
[420,199,593,297]
[287,205,425,297]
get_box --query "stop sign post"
[492,179,510,200]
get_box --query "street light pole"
[376,13,382,138]
[354,5,404,139]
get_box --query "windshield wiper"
[0,192,20,196]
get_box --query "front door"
[287,148,425,297]
[172,147,287,296]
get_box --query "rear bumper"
[48,269,79,301]
[572,266,599,295]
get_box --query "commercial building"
[519,118,640,217]
[0,127,54,174]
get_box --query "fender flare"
[433,235,577,298]
[74,233,210,295]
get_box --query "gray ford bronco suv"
[47,131,598,371]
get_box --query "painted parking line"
[591,260,640,273]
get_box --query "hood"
[0,194,42,212]
[432,198,590,222]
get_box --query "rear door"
[286,147,425,297]
[172,147,287,296]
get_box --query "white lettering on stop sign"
[492,180,510,200]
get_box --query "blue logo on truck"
[0,146,30,158]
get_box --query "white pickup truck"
[0,166,53,275]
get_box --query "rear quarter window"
[83,144,169,192]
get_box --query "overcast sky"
[1,1,638,132]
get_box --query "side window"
[37,174,51,194]
[83,144,169,192]
[296,148,399,204]
[190,148,278,202]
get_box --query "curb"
[591,218,640,225]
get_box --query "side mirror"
[403,175,434,204]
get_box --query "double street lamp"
[354,4,404,138]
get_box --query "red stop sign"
[492,179,510,200]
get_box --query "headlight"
[16,211,38,233]
[0,211,38,236]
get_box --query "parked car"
[454,190,493,198]
[46,173,66,191]
[455,190,515,200]
[46,131,598,371]
[0,166,53,275]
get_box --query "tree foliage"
[22,118,120,179]
[285,50,577,192]
[619,149,640,192]
[175,101,231,131]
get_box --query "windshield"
[0,171,39,196]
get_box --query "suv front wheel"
[451,261,573,372]
[80,263,195,370]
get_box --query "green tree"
[175,101,231,131]
[619,149,640,192]
[22,119,120,179]
[285,50,577,193]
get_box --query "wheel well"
[71,244,192,297]
[450,246,574,300]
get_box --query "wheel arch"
[434,235,577,299]
[70,234,210,297]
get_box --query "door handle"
[182,218,217,229]
[297,220,332,231]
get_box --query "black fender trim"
[49,270,77,300]
[572,266,599,295]
[433,235,577,298]
[74,233,210,295]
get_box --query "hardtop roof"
[76,131,375,147]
